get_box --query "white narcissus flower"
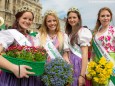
[0,17,4,27]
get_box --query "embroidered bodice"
[96,26,115,52]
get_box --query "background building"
[0,0,42,32]
[59,18,66,32]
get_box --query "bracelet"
[18,65,20,77]
[79,75,85,79]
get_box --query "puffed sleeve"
[63,33,69,51]
[0,30,14,49]
[78,27,92,46]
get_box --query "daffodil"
[86,57,113,84]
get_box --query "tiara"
[44,10,57,16]
[0,17,4,27]
[68,7,79,12]
[16,6,33,13]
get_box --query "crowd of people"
[0,6,115,86]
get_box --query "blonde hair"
[38,12,63,51]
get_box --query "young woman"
[92,7,115,86]
[65,7,92,86]
[0,6,44,86]
[35,10,70,63]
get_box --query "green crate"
[1,55,46,76]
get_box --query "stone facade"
[0,0,42,31]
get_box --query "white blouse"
[0,30,14,49]
[0,29,37,49]
[63,33,69,50]
[78,27,92,46]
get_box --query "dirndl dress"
[0,72,44,86]
[69,51,82,86]
[69,27,92,86]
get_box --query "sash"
[8,29,32,46]
[69,44,82,58]
[43,36,63,59]
[92,38,115,85]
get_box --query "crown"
[0,17,4,27]
[68,7,79,12]
[16,6,33,13]
[44,10,57,16]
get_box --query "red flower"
[98,36,104,41]
[108,26,114,35]
[105,36,111,41]
[106,43,111,48]
[6,46,47,62]
[110,46,115,52]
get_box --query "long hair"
[12,11,34,34]
[93,7,113,36]
[65,10,82,45]
[38,13,63,50]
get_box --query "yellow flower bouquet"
[87,57,113,84]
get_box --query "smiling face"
[18,12,33,30]
[46,15,57,32]
[99,10,112,27]
[67,12,79,27]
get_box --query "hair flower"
[44,10,57,16]
[16,6,33,13]
[68,7,79,12]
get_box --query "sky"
[39,0,115,30]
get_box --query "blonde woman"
[36,10,70,63]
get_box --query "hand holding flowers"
[87,57,113,84]
[2,45,47,76]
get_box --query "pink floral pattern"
[98,26,115,52]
